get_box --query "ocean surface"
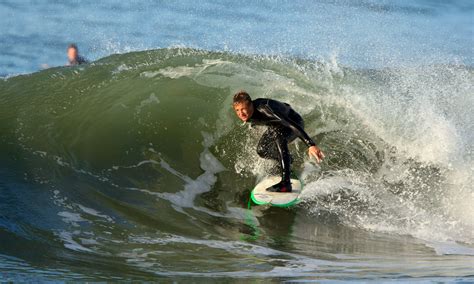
[0,0,473,282]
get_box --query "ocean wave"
[0,48,473,278]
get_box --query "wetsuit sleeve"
[261,105,316,147]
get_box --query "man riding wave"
[232,91,325,193]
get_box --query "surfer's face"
[233,101,253,122]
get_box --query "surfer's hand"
[308,145,325,163]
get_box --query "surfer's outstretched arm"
[260,105,315,146]
[260,105,325,163]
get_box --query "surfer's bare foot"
[266,181,292,193]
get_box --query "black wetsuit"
[68,56,88,66]
[248,98,315,189]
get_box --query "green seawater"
[0,48,473,281]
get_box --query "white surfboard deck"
[250,176,302,207]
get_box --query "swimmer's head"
[233,91,253,122]
[67,43,79,62]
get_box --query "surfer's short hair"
[233,91,252,105]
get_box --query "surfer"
[66,44,88,66]
[232,91,325,193]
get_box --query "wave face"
[0,48,473,280]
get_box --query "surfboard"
[250,176,302,208]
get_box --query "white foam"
[158,148,225,208]
[76,204,114,223]
[156,66,195,79]
[58,231,93,252]
[425,241,474,256]
[299,175,354,200]
[153,58,233,80]
[122,131,232,219]
[57,211,87,227]
[140,71,161,78]
[136,93,160,113]
[128,233,337,263]
[79,238,99,245]
[112,64,132,74]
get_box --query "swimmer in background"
[66,43,88,66]
[40,43,88,69]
